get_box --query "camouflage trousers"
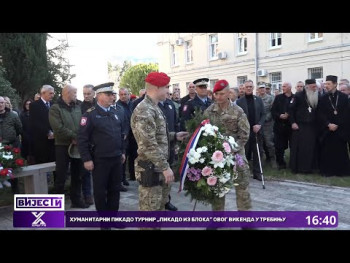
[211,150,252,211]
[139,183,171,211]
[262,121,275,159]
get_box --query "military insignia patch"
[168,105,172,110]
[80,117,87,126]
[183,105,188,111]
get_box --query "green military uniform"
[259,93,276,166]
[204,102,252,211]
[131,95,177,212]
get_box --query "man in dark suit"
[236,80,266,180]
[29,85,55,164]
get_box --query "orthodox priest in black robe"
[289,79,320,173]
[317,75,350,176]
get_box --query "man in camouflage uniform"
[203,80,252,211]
[258,83,276,168]
[131,72,188,215]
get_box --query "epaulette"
[86,106,95,113]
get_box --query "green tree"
[0,65,20,109]
[120,63,158,95]
[46,35,75,97]
[118,60,132,81]
[0,33,49,101]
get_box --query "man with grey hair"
[49,84,89,208]
[229,87,239,105]
[81,84,96,113]
[339,78,349,86]
[236,80,266,181]
[316,80,326,96]
[339,83,350,98]
[271,82,294,169]
[289,79,320,174]
[29,84,56,164]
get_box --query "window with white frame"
[209,34,219,59]
[237,33,248,54]
[269,72,282,92]
[308,67,323,79]
[209,79,218,91]
[237,76,247,85]
[185,40,193,63]
[270,33,282,48]
[309,33,323,42]
[171,45,178,66]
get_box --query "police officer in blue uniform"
[78,82,126,216]
[158,91,180,211]
[180,78,213,130]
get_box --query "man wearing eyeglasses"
[180,78,213,130]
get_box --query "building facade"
[157,33,350,95]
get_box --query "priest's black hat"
[305,79,316,85]
[326,75,338,83]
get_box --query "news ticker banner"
[65,211,338,228]
[12,194,338,228]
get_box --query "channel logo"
[13,195,65,228]
[14,194,65,211]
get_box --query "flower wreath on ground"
[0,143,25,185]
[178,119,244,206]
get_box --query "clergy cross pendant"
[308,106,312,113]
[334,110,338,115]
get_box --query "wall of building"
[158,33,350,96]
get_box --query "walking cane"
[255,133,266,189]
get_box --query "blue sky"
[48,33,160,98]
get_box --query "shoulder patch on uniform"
[183,105,188,112]
[80,117,87,126]
[87,106,95,112]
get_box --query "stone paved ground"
[1,178,350,230]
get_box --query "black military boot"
[165,201,178,211]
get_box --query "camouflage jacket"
[131,95,176,171]
[204,102,250,153]
[259,94,275,122]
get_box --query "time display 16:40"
[306,215,337,226]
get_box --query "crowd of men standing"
[1,72,350,230]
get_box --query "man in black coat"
[236,80,266,180]
[288,79,320,174]
[271,82,295,169]
[317,75,350,176]
[29,85,55,164]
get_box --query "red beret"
[130,94,137,99]
[145,72,171,87]
[213,79,229,93]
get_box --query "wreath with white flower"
[179,119,244,205]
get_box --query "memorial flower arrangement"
[0,143,25,184]
[179,119,244,205]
